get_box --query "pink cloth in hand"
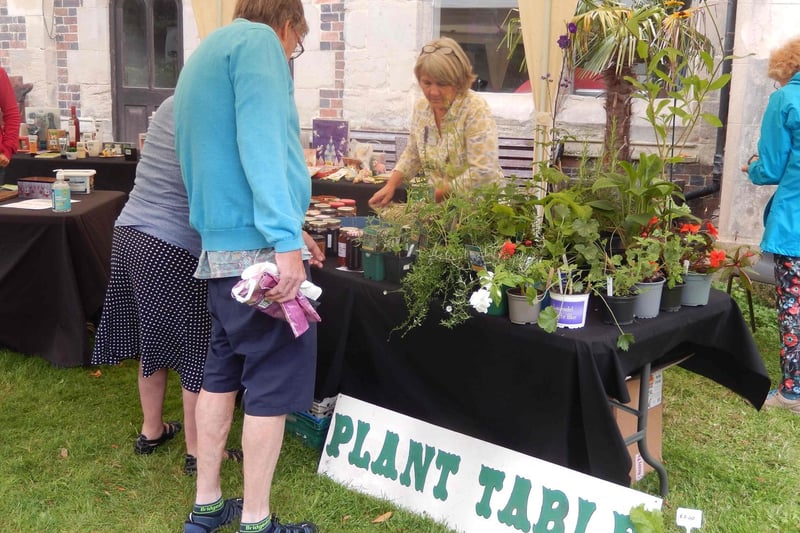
[231,266,321,338]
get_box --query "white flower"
[469,288,492,314]
[480,270,495,290]
[445,305,453,314]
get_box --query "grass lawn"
[0,283,796,532]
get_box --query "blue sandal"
[184,497,243,533]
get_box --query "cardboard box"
[612,369,663,482]
[18,176,55,199]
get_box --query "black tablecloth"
[311,260,770,486]
[0,191,127,366]
[6,153,139,194]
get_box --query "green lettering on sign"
[613,511,635,533]
[432,450,461,501]
[370,430,400,480]
[347,419,372,469]
[475,465,505,519]
[399,440,436,492]
[533,487,569,533]
[324,413,353,458]
[497,475,532,531]
[574,498,597,533]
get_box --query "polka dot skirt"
[92,226,210,393]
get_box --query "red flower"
[705,222,719,238]
[709,249,726,268]
[680,223,700,234]
[500,241,516,259]
[784,333,798,347]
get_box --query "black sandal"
[134,421,182,455]
[184,448,243,475]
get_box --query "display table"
[0,191,127,366]
[311,260,770,488]
[311,178,406,215]
[6,153,139,194]
[6,155,405,215]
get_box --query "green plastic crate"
[285,411,331,451]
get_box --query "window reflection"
[123,0,147,87]
[437,3,527,93]
[154,0,179,88]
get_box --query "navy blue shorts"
[202,276,317,417]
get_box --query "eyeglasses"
[420,44,454,56]
[290,31,304,60]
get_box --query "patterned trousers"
[775,254,800,397]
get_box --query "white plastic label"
[676,507,703,532]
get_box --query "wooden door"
[111,0,182,143]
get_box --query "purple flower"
[557,34,571,49]
[568,22,577,34]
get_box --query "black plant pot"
[660,283,684,312]
[383,252,415,284]
[600,294,637,326]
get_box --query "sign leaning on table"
[318,395,662,533]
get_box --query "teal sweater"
[748,72,800,257]
[174,19,309,253]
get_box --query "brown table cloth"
[0,191,127,366]
[310,259,771,486]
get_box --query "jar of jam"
[325,218,341,258]
[307,220,328,256]
[338,226,356,267]
[336,206,356,218]
[340,198,357,215]
[345,229,363,270]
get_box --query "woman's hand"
[741,154,758,172]
[369,182,397,208]
[302,230,326,268]
[0,154,10,167]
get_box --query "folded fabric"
[231,261,322,338]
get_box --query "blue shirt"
[748,72,800,257]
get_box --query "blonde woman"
[369,37,504,207]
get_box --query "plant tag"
[607,276,613,297]
[676,507,702,532]
[465,245,485,272]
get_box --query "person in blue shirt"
[174,1,322,532]
[745,35,800,414]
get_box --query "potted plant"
[624,234,666,319]
[471,240,552,325]
[677,220,756,306]
[392,181,541,332]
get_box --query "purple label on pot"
[554,299,586,326]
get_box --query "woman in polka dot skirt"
[92,96,241,472]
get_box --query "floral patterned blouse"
[393,91,504,192]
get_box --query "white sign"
[318,395,662,533]
[676,507,703,532]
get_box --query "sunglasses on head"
[421,44,454,56]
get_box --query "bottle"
[68,106,80,148]
[52,170,71,213]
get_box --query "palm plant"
[565,0,712,163]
